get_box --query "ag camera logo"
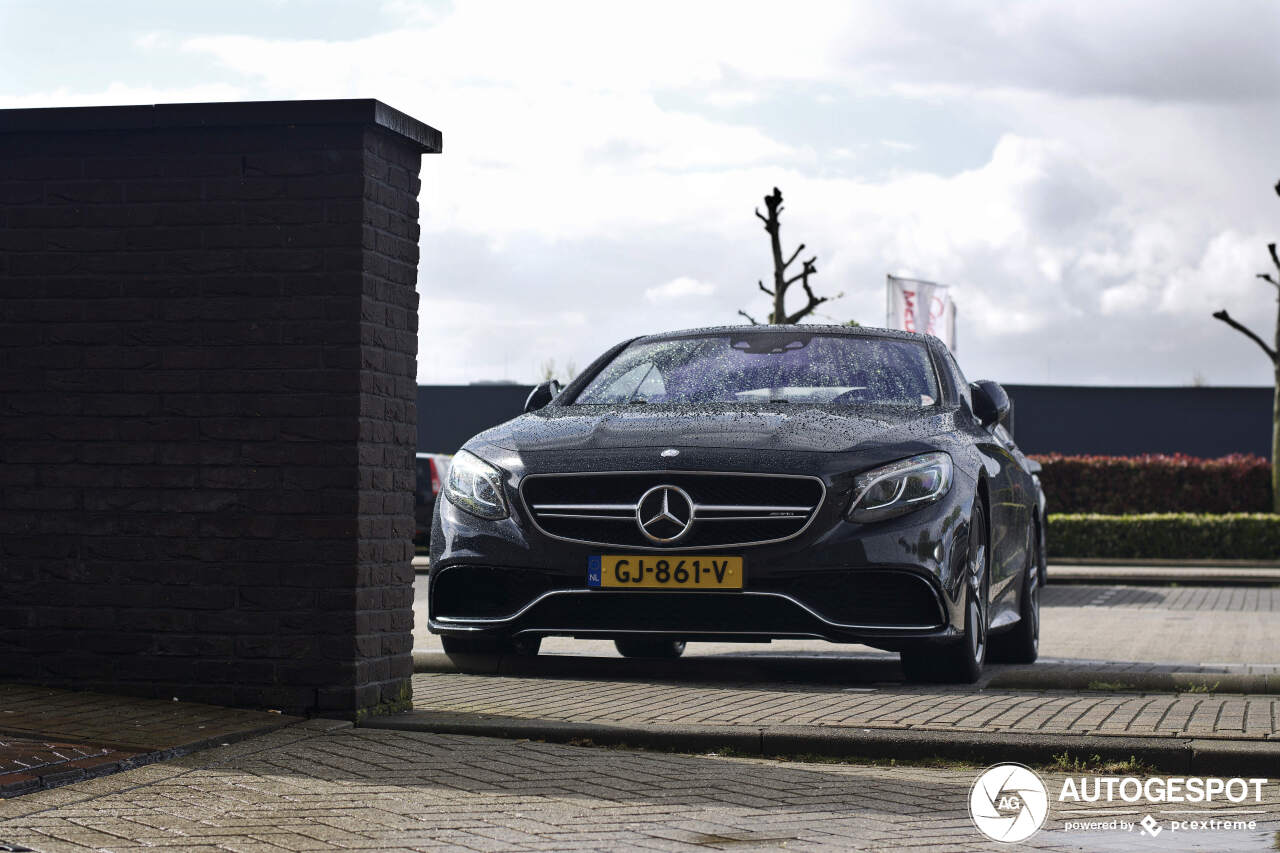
[969,763,1050,843]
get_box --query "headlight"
[443,449,509,520]
[848,452,953,523]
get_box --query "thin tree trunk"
[770,218,785,324]
[1273,365,1279,513]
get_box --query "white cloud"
[0,81,245,109]
[645,277,717,304]
[4,0,1279,386]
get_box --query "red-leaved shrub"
[1031,454,1272,514]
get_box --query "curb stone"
[412,651,1279,695]
[412,650,905,684]
[361,710,1280,776]
[986,670,1275,695]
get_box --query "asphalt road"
[412,577,1280,668]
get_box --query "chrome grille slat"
[531,503,636,511]
[696,504,812,513]
[521,471,826,550]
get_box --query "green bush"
[1033,454,1271,514]
[1047,513,1280,560]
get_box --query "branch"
[783,257,818,288]
[757,280,774,296]
[1269,242,1280,275]
[1256,273,1279,290]
[754,207,768,225]
[783,269,836,324]
[1213,309,1278,363]
[737,309,761,326]
[782,243,805,270]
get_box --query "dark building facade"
[418,383,1274,459]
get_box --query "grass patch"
[1049,751,1154,775]
[1177,681,1220,694]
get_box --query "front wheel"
[901,501,989,684]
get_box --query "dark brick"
[124,179,203,202]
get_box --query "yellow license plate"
[587,555,743,589]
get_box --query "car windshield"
[573,332,939,407]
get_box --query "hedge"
[1033,454,1271,514]
[1047,513,1280,560]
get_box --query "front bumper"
[428,472,974,651]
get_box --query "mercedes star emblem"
[636,485,695,543]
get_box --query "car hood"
[474,404,956,455]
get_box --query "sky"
[3,0,1280,387]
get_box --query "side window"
[944,351,972,411]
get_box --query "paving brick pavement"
[0,685,300,752]
[408,673,1280,741]
[0,738,141,800]
[0,685,300,798]
[2,723,1276,852]
[1046,586,1279,611]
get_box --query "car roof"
[634,324,934,346]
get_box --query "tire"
[441,634,541,658]
[614,637,686,659]
[901,501,989,684]
[990,523,1041,664]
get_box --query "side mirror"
[971,380,1010,428]
[524,379,562,413]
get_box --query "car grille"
[521,472,825,549]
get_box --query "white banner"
[886,275,957,351]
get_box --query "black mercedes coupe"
[428,325,1046,682]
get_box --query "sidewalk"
[371,669,1280,776]
[0,684,299,799]
[10,722,1273,853]
[2,679,1279,851]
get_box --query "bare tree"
[538,358,579,384]
[1212,180,1280,512]
[738,187,842,325]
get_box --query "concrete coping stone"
[0,98,442,153]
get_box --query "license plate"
[587,555,743,589]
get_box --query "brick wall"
[0,100,440,717]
